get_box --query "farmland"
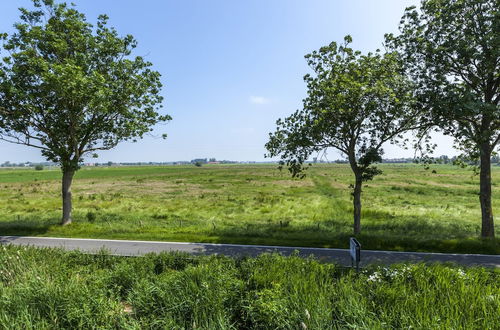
[0,164,499,254]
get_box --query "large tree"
[386,0,499,238]
[266,37,419,235]
[0,0,170,225]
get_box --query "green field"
[0,245,498,329]
[0,164,499,253]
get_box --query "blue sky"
[0,0,454,163]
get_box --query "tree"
[0,0,170,225]
[386,0,499,238]
[266,37,419,235]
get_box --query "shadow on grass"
[205,218,500,254]
[195,242,500,267]
[0,213,498,254]
[0,219,54,237]
[361,213,477,237]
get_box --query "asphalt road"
[1,236,499,268]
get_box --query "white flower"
[456,269,467,279]
[367,272,382,282]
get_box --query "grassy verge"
[0,245,498,329]
[0,164,499,254]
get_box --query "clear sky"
[0,0,455,163]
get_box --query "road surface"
[1,236,498,268]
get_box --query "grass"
[0,163,499,254]
[0,245,498,329]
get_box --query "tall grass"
[0,245,498,329]
[0,164,499,253]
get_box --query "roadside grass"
[0,164,498,254]
[0,245,498,329]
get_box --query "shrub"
[86,211,96,222]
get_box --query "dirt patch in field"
[372,180,468,189]
[252,179,315,188]
[327,181,348,189]
[2,178,222,198]
[414,180,471,189]
[375,181,413,187]
[1,182,59,195]
[74,179,216,196]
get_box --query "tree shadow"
[0,219,54,237]
[193,243,353,265]
[202,213,500,254]
[361,210,477,237]
[154,240,500,268]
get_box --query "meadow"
[0,245,498,329]
[0,163,499,254]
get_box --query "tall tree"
[0,0,170,225]
[266,37,419,235]
[386,0,499,238]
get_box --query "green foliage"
[386,0,499,237]
[0,0,170,171]
[266,36,418,180]
[34,165,43,171]
[0,246,498,328]
[85,211,96,223]
[266,36,421,234]
[386,0,499,159]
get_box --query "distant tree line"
[1,161,56,168]
[190,158,238,165]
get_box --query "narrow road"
[1,236,498,268]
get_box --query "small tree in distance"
[266,36,421,235]
[0,0,171,225]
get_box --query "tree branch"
[0,135,49,151]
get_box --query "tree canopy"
[0,0,170,224]
[386,0,499,237]
[0,0,170,171]
[266,37,419,234]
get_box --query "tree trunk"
[61,169,75,225]
[479,142,495,238]
[353,174,362,235]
